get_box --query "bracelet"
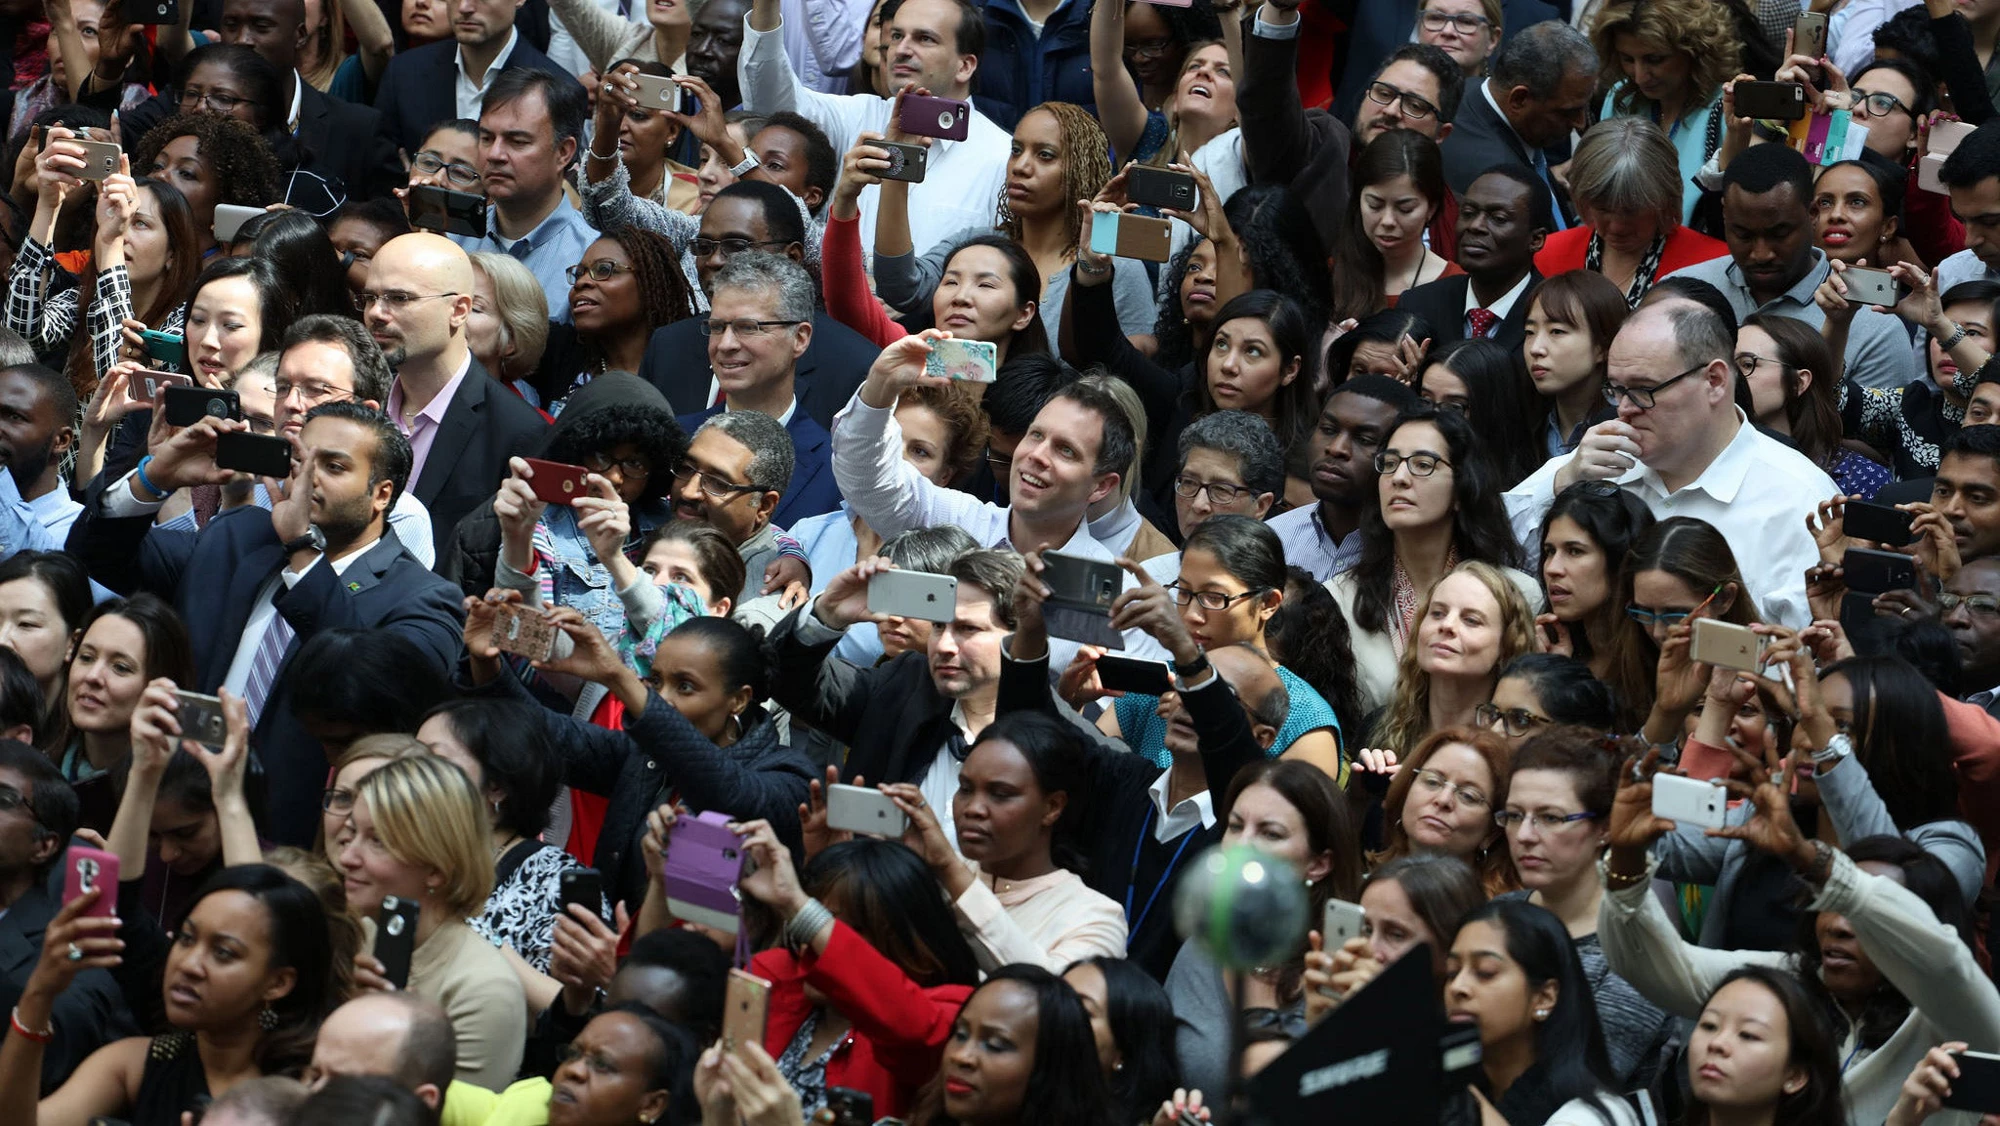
[10,1005,53,1043]
[134,455,170,500]
[728,151,761,178]
[1075,257,1111,279]
[587,142,619,162]
[1801,839,1835,886]
[782,897,835,955]
[1598,852,1651,891]
[1939,323,1968,352]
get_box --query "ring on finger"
[66,941,83,962]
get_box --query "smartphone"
[74,139,120,182]
[825,783,911,837]
[142,329,187,371]
[1842,500,1916,546]
[1088,211,1174,262]
[1944,1049,2000,1112]
[898,94,971,141]
[924,337,997,383]
[213,431,294,478]
[1690,617,1767,673]
[721,968,771,1055]
[1734,80,1809,120]
[521,457,592,505]
[867,568,958,623]
[1322,898,1366,947]
[1842,546,1919,594]
[374,895,419,990]
[1920,152,1948,194]
[212,203,264,244]
[1093,653,1173,695]
[62,846,120,917]
[630,73,692,114]
[162,386,242,428]
[1040,551,1127,649]
[1126,165,1197,210]
[662,810,747,934]
[407,185,489,238]
[172,689,228,748]
[491,603,561,661]
[1792,11,1828,59]
[824,1089,876,1126]
[122,0,180,22]
[1841,265,1903,307]
[1928,118,1976,157]
[875,139,928,184]
[1650,772,1729,830]
[128,369,192,403]
[559,868,603,921]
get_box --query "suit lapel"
[412,361,489,506]
[0,887,50,975]
[204,536,290,688]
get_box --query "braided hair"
[998,101,1112,256]
[579,227,697,372]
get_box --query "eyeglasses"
[1164,584,1268,611]
[410,150,482,189]
[1411,767,1489,809]
[322,787,357,814]
[1850,89,1911,118]
[698,318,803,338]
[1733,353,1793,378]
[1494,809,1600,831]
[1123,37,1174,59]
[689,236,792,257]
[0,782,38,822]
[1366,81,1439,122]
[354,290,459,313]
[1172,475,1258,505]
[178,87,253,113]
[1419,10,1491,33]
[1474,703,1552,737]
[567,260,638,285]
[1374,451,1452,477]
[671,461,761,498]
[1602,363,1709,410]
[274,378,355,406]
[584,451,651,479]
[1940,592,2000,617]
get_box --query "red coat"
[750,920,973,1118]
[1533,223,1728,280]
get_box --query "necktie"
[1533,149,1569,232]
[241,602,296,725]
[1466,307,1500,339]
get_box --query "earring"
[259,1005,279,1031]
[1533,1008,1550,1021]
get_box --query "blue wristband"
[135,455,170,500]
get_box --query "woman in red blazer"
[737,821,982,1119]
[1534,118,1728,305]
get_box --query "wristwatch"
[728,151,762,178]
[1811,732,1853,766]
[1173,648,1211,687]
[283,524,326,555]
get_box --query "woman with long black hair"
[1063,956,1180,1125]
[908,964,1118,1126]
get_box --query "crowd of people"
[0,0,1999,1120]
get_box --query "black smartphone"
[213,432,294,478]
[1842,500,1916,547]
[1126,165,1197,210]
[1841,546,1918,594]
[1734,80,1808,120]
[1945,1050,2000,1112]
[122,0,179,22]
[876,140,928,184]
[825,1089,876,1126]
[1094,653,1174,695]
[407,185,489,238]
[374,895,420,990]
[559,868,603,921]
[162,386,242,428]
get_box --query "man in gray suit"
[1441,21,1596,224]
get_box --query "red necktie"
[1467,307,1500,339]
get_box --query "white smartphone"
[866,569,957,623]
[213,203,264,243]
[1651,773,1729,830]
[1690,618,1766,674]
[1322,899,1366,946]
[825,783,910,838]
[631,73,692,114]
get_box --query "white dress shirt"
[1146,769,1216,843]
[1463,271,1533,333]
[456,29,520,119]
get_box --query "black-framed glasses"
[567,260,638,285]
[1474,703,1552,737]
[1411,767,1489,809]
[354,290,459,313]
[1419,9,1491,33]
[1172,475,1257,505]
[689,236,792,257]
[410,150,482,189]
[1164,584,1267,611]
[1602,363,1708,410]
[671,461,761,498]
[1374,451,1451,476]
[177,87,253,113]
[584,451,651,479]
[1366,81,1439,122]
[1123,37,1174,59]
[1733,353,1793,378]
[1494,809,1600,830]
[1850,88,1911,118]
[698,318,803,337]
[1940,592,2000,617]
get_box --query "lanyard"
[1125,806,1199,942]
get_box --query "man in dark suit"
[371,0,581,154]
[673,252,838,528]
[1396,165,1550,352]
[1439,20,1595,221]
[1943,557,2000,716]
[364,233,548,558]
[638,181,872,427]
[62,402,464,847]
[0,744,132,1091]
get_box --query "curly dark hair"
[135,112,281,211]
[578,227,698,373]
[541,403,689,503]
[1154,186,1332,372]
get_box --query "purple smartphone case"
[662,811,747,933]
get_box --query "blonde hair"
[354,755,494,920]
[1078,371,1148,505]
[469,252,551,381]
[999,102,1112,254]
[265,844,361,1005]
[1371,561,1537,756]
[1591,0,1740,113]
[300,0,348,91]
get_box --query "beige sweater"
[952,862,1127,973]
[370,918,529,1092]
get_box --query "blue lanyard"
[1125,806,1199,942]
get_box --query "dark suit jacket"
[1440,81,1539,197]
[676,402,840,530]
[639,311,875,429]
[114,80,401,203]
[1239,25,1352,257]
[0,884,133,1092]
[1396,271,1541,352]
[769,608,959,788]
[1330,0,1563,122]
[64,503,466,846]
[409,357,551,559]
[372,37,582,154]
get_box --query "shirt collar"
[1723,248,1828,312]
[1464,270,1534,321]
[456,27,519,85]
[725,397,798,427]
[288,72,302,133]
[485,193,581,247]
[1146,769,1216,837]
[1479,79,1531,151]
[1621,406,1756,503]
[1087,497,1140,543]
[389,351,474,429]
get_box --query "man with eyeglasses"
[365,233,548,560]
[1396,165,1548,350]
[674,412,798,604]
[1439,21,1595,224]
[674,253,839,529]
[1503,298,1836,628]
[1132,411,1284,586]
[0,742,130,1088]
[1941,558,2000,716]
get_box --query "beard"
[315,488,380,553]
[4,436,54,493]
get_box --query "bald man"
[365,234,547,557]
[307,994,460,1111]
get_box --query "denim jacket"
[524,498,674,646]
